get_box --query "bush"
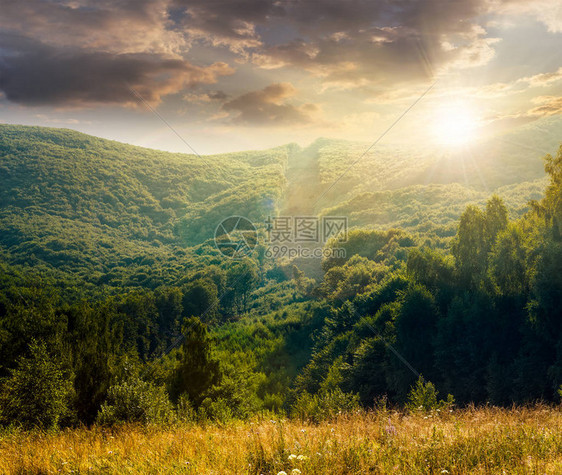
[97,376,175,425]
[291,388,360,423]
[176,393,196,423]
[405,376,454,413]
[0,340,73,429]
[197,397,235,423]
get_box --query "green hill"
[0,123,554,285]
[0,124,288,287]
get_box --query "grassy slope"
[2,406,562,474]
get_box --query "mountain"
[0,124,287,287]
[0,123,554,285]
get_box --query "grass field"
[2,405,562,474]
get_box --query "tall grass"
[1,405,562,474]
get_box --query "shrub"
[405,376,454,413]
[197,397,235,423]
[291,388,360,423]
[97,376,175,425]
[176,393,196,423]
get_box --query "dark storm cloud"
[0,0,181,53]
[0,33,232,106]
[222,83,317,125]
[169,0,498,86]
[172,0,284,50]
[0,0,522,107]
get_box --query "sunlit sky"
[0,0,561,154]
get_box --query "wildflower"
[288,454,297,461]
[297,455,308,461]
[441,470,449,474]
[292,470,302,475]
[277,472,288,475]
[385,423,397,436]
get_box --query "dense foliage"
[1,124,561,428]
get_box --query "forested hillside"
[0,125,288,288]
[1,124,561,430]
[0,124,551,287]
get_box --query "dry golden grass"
[1,405,562,474]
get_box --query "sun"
[431,103,479,147]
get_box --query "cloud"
[431,66,562,101]
[0,0,185,55]
[486,95,562,132]
[0,0,559,115]
[0,1,236,108]
[0,33,233,107]
[221,83,319,125]
[172,0,283,53]
[252,0,504,89]
[527,96,562,117]
[498,0,562,33]
[518,68,562,88]
[183,90,229,103]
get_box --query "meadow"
[2,405,562,474]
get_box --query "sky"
[0,0,561,154]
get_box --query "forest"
[1,125,562,431]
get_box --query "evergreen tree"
[169,317,221,406]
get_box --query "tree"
[540,145,562,240]
[393,284,438,398]
[182,279,219,322]
[226,260,259,315]
[0,340,73,429]
[169,317,221,406]
[485,195,509,247]
[452,197,508,287]
[407,248,455,312]
[155,287,183,338]
[452,205,487,286]
[71,303,121,424]
[489,223,528,296]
